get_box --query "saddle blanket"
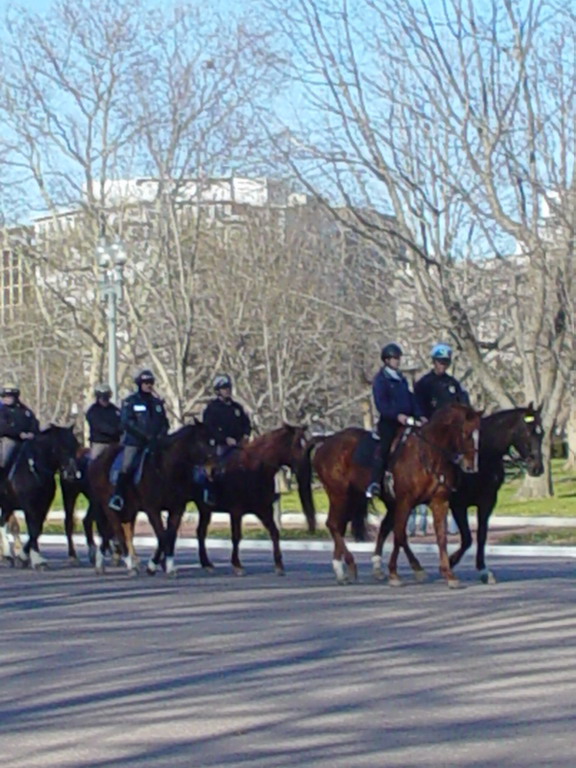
[353,431,379,468]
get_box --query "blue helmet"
[213,374,232,391]
[431,343,452,362]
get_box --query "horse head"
[279,422,309,469]
[431,403,482,473]
[44,424,80,480]
[163,420,216,469]
[511,402,545,477]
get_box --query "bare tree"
[263,0,576,495]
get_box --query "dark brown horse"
[61,445,117,566]
[0,425,79,569]
[192,423,311,576]
[298,403,482,587]
[449,404,544,584]
[87,421,214,576]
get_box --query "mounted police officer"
[0,385,40,472]
[366,343,424,499]
[203,374,251,454]
[414,343,470,419]
[85,384,122,460]
[108,370,169,512]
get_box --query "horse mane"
[426,402,473,428]
[162,422,202,447]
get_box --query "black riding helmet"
[0,385,20,398]
[94,383,112,398]
[134,369,155,386]
[380,343,403,362]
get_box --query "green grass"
[499,528,576,546]
[278,459,576,518]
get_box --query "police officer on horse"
[108,370,169,512]
[414,343,470,419]
[203,374,251,454]
[366,343,424,499]
[0,385,40,473]
[85,383,122,460]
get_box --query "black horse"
[0,425,79,569]
[60,446,116,565]
[449,403,544,583]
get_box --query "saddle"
[353,431,379,468]
[109,448,148,486]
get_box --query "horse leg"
[449,502,473,570]
[476,499,496,584]
[63,485,80,566]
[196,503,214,571]
[430,497,459,588]
[23,510,47,571]
[121,520,139,576]
[401,538,427,582]
[162,508,184,578]
[258,504,285,576]
[144,509,168,577]
[0,512,15,564]
[230,510,245,576]
[326,500,353,585]
[372,505,394,580]
[388,500,412,587]
[83,503,98,565]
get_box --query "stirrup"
[109,494,124,512]
[365,482,381,499]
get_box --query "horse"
[448,403,544,584]
[61,446,117,566]
[0,425,79,569]
[191,423,311,576]
[297,403,482,587]
[87,421,214,576]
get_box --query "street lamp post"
[96,238,127,405]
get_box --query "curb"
[36,534,576,560]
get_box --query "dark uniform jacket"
[372,368,422,427]
[120,391,169,447]
[414,371,470,420]
[85,402,122,444]
[0,402,40,439]
[203,398,251,446]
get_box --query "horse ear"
[193,416,200,425]
[527,401,534,411]
[537,401,544,413]
[475,409,484,418]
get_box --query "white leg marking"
[30,550,47,569]
[332,559,347,583]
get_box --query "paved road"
[1,546,575,768]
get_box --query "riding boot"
[366,445,386,499]
[109,472,128,512]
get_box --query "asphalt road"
[1,546,575,768]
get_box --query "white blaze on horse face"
[472,428,480,472]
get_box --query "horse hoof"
[88,546,97,566]
[128,568,140,579]
[372,569,386,582]
[202,565,215,573]
[275,567,286,577]
[146,566,157,577]
[413,569,428,583]
[389,576,403,588]
[447,578,462,589]
[233,567,246,577]
[336,577,350,586]
[0,556,14,568]
[33,561,48,571]
[480,570,496,585]
[67,556,81,567]
[95,566,106,576]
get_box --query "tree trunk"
[515,435,553,499]
[563,397,576,471]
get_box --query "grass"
[499,529,576,546]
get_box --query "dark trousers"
[370,419,398,485]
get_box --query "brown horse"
[192,423,311,576]
[87,421,214,576]
[298,403,482,587]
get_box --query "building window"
[0,249,28,322]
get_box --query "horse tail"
[350,497,369,542]
[295,438,323,534]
